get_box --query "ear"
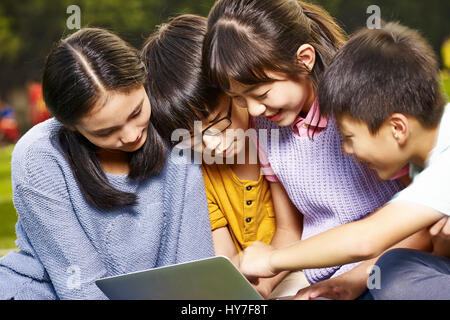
[296,44,316,72]
[389,113,410,146]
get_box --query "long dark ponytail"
[42,28,167,211]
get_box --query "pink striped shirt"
[253,98,328,182]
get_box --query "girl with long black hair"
[0,28,214,299]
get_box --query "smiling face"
[74,86,151,153]
[227,71,315,127]
[191,94,250,160]
[225,44,317,127]
[338,114,411,180]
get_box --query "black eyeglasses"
[202,98,233,136]
[177,99,233,150]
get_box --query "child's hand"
[240,241,277,278]
[429,217,450,257]
[251,278,273,300]
[294,272,367,300]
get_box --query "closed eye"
[91,97,144,137]
[131,106,142,118]
[95,129,116,137]
[256,90,270,100]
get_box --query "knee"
[375,248,416,269]
[369,249,420,300]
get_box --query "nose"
[202,134,222,152]
[120,126,141,145]
[247,100,266,117]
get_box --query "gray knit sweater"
[0,118,214,299]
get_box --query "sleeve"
[170,162,215,263]
[390,150,450,217]
[248,122,280,183]
[260,161,280,183]
[209,201,228,231]
[12,148,109,299]
[0,219,58,299]
[201,166,228,231]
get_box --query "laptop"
[95,256,264,300]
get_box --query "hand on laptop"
[293,269,366,300]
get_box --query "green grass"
[0,145,17,257]
[442,71,450,101]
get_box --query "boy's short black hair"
[319,22,446,133]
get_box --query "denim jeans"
[367,248,450,300]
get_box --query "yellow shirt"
[201,163,276,253]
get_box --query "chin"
[278,113,299,127]
[376,172,390,181]
[274,117,290,127]
[123,133,147,153]
[375,169,396,181]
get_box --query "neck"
[409,125,440,168]
[97,148,130,175]
[228,137,260,181]
[299,85,316,119]
[228,137,251,166]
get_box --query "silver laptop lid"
[95,256,264,300]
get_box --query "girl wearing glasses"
[142,14,308,299]
[202,0,432,300]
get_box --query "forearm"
[259,227,302,291]
[269,202,442,273]
[270,222,367,273]
[269,181,303,249]
[356,217,432,275]
[255,271,291,298]
[212,227,240,267]
[270,223,302,249]
[336,228,432,285]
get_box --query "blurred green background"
[0,0,449,257]
[0,145,15,256]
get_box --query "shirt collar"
[291,98,328,134]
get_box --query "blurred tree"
[0,7,21,63]
[0,0,217,98]
[0,0,448,99]
[0,0,67,96]
[312,0,450,64]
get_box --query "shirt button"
[246,217,252,223]
[246,200,252,206]
[246,186,252,191]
